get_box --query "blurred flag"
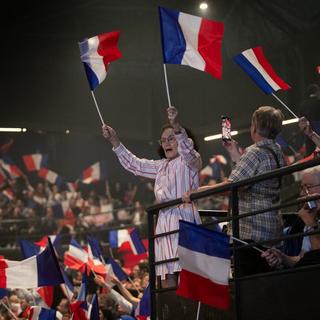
[21,306,56,320]
[135,284,150,320]
[82,161,107,184]
[159,7,224,79]
[234,46,290,95]
[22,153,48,171]
[38,168,64,186]
[109,229,130,248]
[0,156,23,178]
[64,239,88,272]
[129,228,147,255]
[88,293,99,320]
[79,31,122,90]
[106,257,128,281]
[176,221,231,310]
[70,271,88,320]
[2,188,14,200]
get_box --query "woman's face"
[160,128,178,160]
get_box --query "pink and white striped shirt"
[113,129,202,279]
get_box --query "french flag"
[67,181,78,193]
[0,157,23,178]
[38,168,64,186]
[70,271,88,320]
[87,242,107,276]
[234,46,290,95]
[22,306,56,320]
[109,229,130,249]
[135,284,151,320]
[82,161,107,184]
[2,188,14,201]
[51,201,71,218]
[22,154,48,172]
[0,241,64,289]
[159,7,224,79]
[176,221,231,310]
[79,31,122,90]
[88,294,99,320]
[106,257,128,281]
[128,228,147,255]
[64,239,88,272]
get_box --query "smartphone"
[221,116,232,141]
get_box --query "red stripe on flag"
[97,31,122,70]
[176,269,230,310]
[253,47,290,90]
[23,155,36,171]
[0,268,7,288]
[198,19,224,79]
[38,168,48,178]
[38,286,54,307]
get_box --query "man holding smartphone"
[184,106,285,276]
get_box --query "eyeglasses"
[158,135,176,146]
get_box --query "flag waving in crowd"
[159,7,224,79]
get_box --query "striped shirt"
[113,129,202,279]
[229,139,285,242]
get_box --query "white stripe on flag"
[242,49,281,91]
[178,246,230,285]
[87,36,107,84]
[179,12,205,72]
[69,246,88,262]
[6,257,38,288]
[118,230,130,247]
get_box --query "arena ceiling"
[1,0,320,143]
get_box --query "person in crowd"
[299,116,320,153]
[102,106,202,288]
[184,106,285,276]
[262,167,320,268]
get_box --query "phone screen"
[221,116,232,141]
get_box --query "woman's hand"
[299,117,313,137]
[167,106,180,131]
[223,139,241,163]
[102,124,120,148]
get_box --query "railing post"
[231,187,241,320]
[147,208,157,320]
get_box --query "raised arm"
[102,124,161,179]
[167,106,202,171]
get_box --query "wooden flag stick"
[272,93,299,118]
[163,64,172,107]
[90,91,105,125]
[196,301,201,320]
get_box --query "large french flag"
[159,7,224,79]
[82,161,107,184]
[22,154,48,172]
[176,221,231,310]
[79,31,122,90]
[0,242,64,289]
[38,168,64,186]
[234,46,291,95]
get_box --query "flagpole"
[0,301,19,320]
[196,301,201,320]
[271,93,298,119]
[90,91,105,125]
[163,64,172,107]
[231,236,265,253]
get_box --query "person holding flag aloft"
[102,106,202,288]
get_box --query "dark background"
[1,0,320,182]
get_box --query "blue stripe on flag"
[234,53,274,95]
[70,239,83,250]
[109,230,118,248]
[39,308,56,320]
[83,62,100,90]
[107,257,128,281]
[19,240,41,259]
[130,229,146,254]
[178,220,230,259]
[158,7,186,64]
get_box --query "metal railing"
[146,157,320,320]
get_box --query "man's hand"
[102,124,120,148]
[222,139,241,163]
[261,248,283,268]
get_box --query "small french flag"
[0,242,64,289]
[38,168,64,186]
[129,228,147,255]
[22,154,48,172]
[135,284,151,320]
[176,221,231,310]
[0,157,23,178]
[109,229,130,249]
[51,201,71,218]
[64,239,88,272]
[234,46,290,95]
[106,257,128,281]
[82,161,107,184]
[22,306,56,320]
[159,7,224,79]
[2,188,14,201]
[79,31,122,90]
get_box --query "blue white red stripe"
[64,239,88,272]
[82,161,107,184]
[159,7,224,79]
[38,168,64,186]
[129,228,147,255]
[22,154,48,171]
[109,229,130,248]
[0,243,64,289]
[176,221,231,310]
[23,306,56,320]
[234,46,290,95]
[135,284,151,320]
[79,31,122,90]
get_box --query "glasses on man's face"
[158,135,176,146]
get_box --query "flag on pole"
[109,229,130,249]
[2,188,14,200]
[234,46,290,95]
[176,221,231,310]
[64,239,88,272]
[0,157,23,178]
[128,228,147,255]
[135,284,151,320]
[106,257,128,281]
[158,7,224,79]
[79,31,122,90]
[0,242,64,289]
[82,161,107,184]
[22,154,48,172]
[38,168,64,186]
[88,294,99,320]
[22,306,56,320]
[70,271,88,320]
